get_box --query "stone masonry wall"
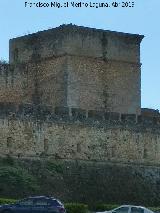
[0,56,68,108]
[0,105,160,165]
[0,105,160,205]
[67,56,141,114]
[0,55,141,114]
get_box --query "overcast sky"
[0,0,159,110]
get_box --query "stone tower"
[9,24,144,114]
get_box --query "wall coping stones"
[121,114,137,123]
[0,102,160,131]
[104,112,120,122]
[88,110,104,120]
[71,108,86,121]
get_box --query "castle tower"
[9,24,144,114]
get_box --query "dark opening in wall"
[44,138,49,153]
[143,147,148,159]
[77,143,81,153]
[7,137,13,154]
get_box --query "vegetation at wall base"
[65,203,88,213]
[0,157,160,206]
[0,198,16,205]
[0,157,64,198]
[89,203,118,211]
[0,163,39,198]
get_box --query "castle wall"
[0,108,160,165]
[0,63,26,104]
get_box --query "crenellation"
[88,109,104,120]
[71,108,86,120]
[104,112,120,121]
[121,114,137,123]
[0,103,159,130]
[138,115,157,126]
[55,106,70,118]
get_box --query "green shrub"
[89,203,118,211]
[0,198,17,204]
[148,207,160,212]
[46,161,63,174]
[0,166,39,196]
[1,155,15,166]
[65,203,88,213]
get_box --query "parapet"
[141,108,160,117]
[0,103,159,130]
[9,24,144,64]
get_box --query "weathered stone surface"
[0,56,141,114]
[121,114,137,123]
[0,115,160,165]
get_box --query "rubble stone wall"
[0,105,159,165]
